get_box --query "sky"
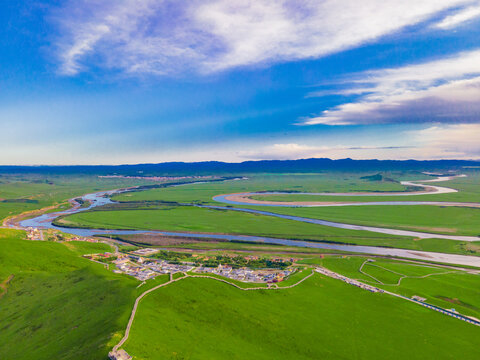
[1,0,480,165]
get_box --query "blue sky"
[1,0,480,164]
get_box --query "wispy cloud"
[238,125,480,161]
[52,0,474,76]
[433,4,480,29]
[239,143,415,160]
[303,50,480,125]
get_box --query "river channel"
[17,178,480,267]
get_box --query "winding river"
[16,175,480,267]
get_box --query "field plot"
[122,274,480,360]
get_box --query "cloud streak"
[408,124,480,159]
[434,4,480,29]
[239,143,416,160]
[52,0,475,76]
[303,50,480,125]
[238,124,480,161]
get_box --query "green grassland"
[305,255,480,320]
[112,173,410,205]
[55,205,480,256]
[55,204,401,241]
[107,171,480,239]
[0,229,147,360]
[250,170,480,203]
[258,205,480,236]
[123,274,480,360]
[0,174,161,221]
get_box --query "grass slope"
[308,255,480,320]
[123,274,480,360]
[0,229,140,360]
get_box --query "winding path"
[113,270,314,353]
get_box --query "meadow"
[55,205,480,256]
[260,205,480,237]
[0,228,165,360]
[106,171,480,241]
[0,174,158,222]
[122,273,480,360]
[112,172,411,204]
[249,170,480,203]
[2,170,480,359]
[302,255,480,320]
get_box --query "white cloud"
[434,4,480,29]
[304,50,480,125]
[52,0,474,76]
[409,124,480,159]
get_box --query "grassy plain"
[123,274,480,360]
[0,174,158,222]
[249,170,480,203]
[108,171,480,240]
[0,229,146,360]
[55,205,480,256]
[260,205,480,236]
[55,204,401,241]
[304,255,480,320]
[112,173,410,204]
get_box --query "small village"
[85,246,296,283]
[26,227,43,241]
[23,229,297,284]
[194,265,293,283]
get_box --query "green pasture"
[0,229,144,360]
[123,274,480,360]
[56,205,480,256]
[259,205,480,237]
[249,170,480,203]
[309,255,480,320]
[112,173,410,204]
[0,174,158,221]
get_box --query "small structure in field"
[108,349,132,360]
[132,248,159,256]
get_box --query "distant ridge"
[0,158,479,175]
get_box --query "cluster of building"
[111,255,194,281]
[316,267,384,293]
[194,264,293,283]
[26,227,42,241]
[63,236,98,243]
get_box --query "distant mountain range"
[1,158,479,175]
